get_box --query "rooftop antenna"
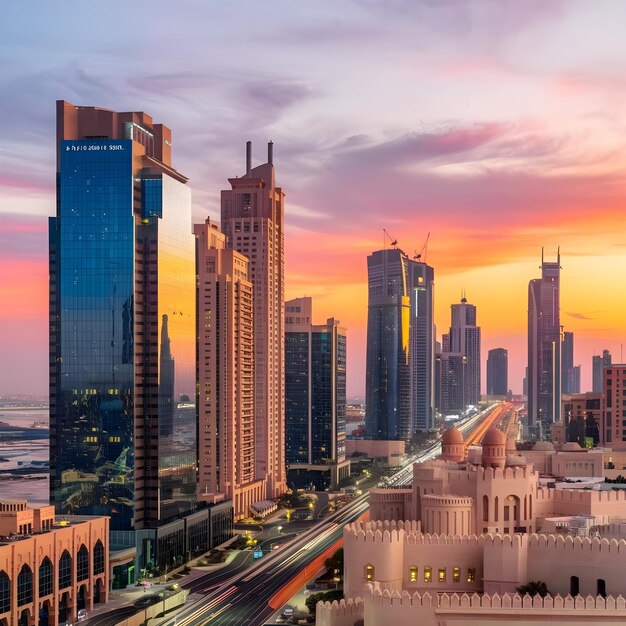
[268,140,273,165]
[246,141,252,176]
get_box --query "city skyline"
[3,2,626,398]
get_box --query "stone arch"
[58,551,72,590]
[17,564,33,607]
[0,570,9,614]
[17,608,30,626]
[38,557,53,598]
[77,545,89,582]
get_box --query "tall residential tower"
[221,142,286,497]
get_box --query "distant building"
[603,364,626,449]
[221,141,286,498]
[285,297,349,490]
[441,297,481,412]
[486,348,508,396]
[0,499,109,626]
[593,349,612,393]
[561,331,580,394]
[195,218,265,520]
[562,392,602,446]
[527,250,561,429]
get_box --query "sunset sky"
[2,1,626,397]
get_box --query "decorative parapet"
[527,532,626,553]
[316,597,364,626]
[475,465,536,480]
[366,583,626,611]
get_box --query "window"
[0,571,9,613]
[409,566,418,583]
[467,568,476,583]
[424,567,432,583]
[59,551,72,589]
[39,558,53,597]
[94,540,105,575]
[364,564,374,582]
[453,567,461,583]
[77,545,89,581]
[438,567,446,583]
[17,565,32,606]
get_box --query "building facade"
[527,250,561,430]
[487,348,508,397]
[50,100,229,577]
[285,297,350,490]
[0,500,109,626]
[195,218,265,520]
[593,350,612,393]
[220,142,286,498]
[561,393,602,447]
[603,364,626,449]
[441,298,481,412]
[562,331,580,394]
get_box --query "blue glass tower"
[50,101,207,574]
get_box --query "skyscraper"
[365,248,411,440]
[365,247,435,439]
[441,297,481,411]
[195,218,265,520]
[221,142,286,498]
[285,297,349,490]
[407,261,435,432]
[49,101,230,574]
[593,349,612,393]
[487,348,508,396]
[561,331,580,394]
[527,250,561,429]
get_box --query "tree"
[305,590,343,614]
[324,548,344,577]
[516,580,549,598]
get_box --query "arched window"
[77,545,89,582]
[494,496,499,522]
[483,495,489,522]
[59,551,72,589]
[364,564,375,582]
[0,570,10,613]
[39,558,53,597]
[409,566,418,583]
[94,540,105,575]
[570,576,579,597]
[17,565,32,606]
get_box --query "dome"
[533,441,555,451]
[442,427,464,445]
[561,442,583,452]
[482,426,506,446]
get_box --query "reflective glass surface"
[285,332,309,463]
[52,140,135,529]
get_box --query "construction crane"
[383,229,398,249]
[414,232,430,262]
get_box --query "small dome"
[482,427,506,446]
[442,427,464,445]
[561,442,583,452]
[533,441,555,451]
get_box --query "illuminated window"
[424,567,432,583]
[467,568,476,583]
[364,564,375,582]
[409,566,418,583]
[438,568,446,583]
[453,567,461,583]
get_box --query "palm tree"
[516,580,549,598]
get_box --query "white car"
[77,609,88,622]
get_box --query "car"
[281,606,294,619]
[77,609,88,622]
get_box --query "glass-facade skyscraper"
[527,250,561,430]
[285,297,348,490]
[49,101,221,575]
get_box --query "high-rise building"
[50,101,231,577]
[407,261,435,432]
[593,349,612,393]
[441,297,481,412]
[561,331,581,394]
[527,250,561,429]
[365,247,435,439]
[195,218,265,520]
[486,348,508,396]
[285,297,350,490]
[221,142,286,498]
[603,364,626,448]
